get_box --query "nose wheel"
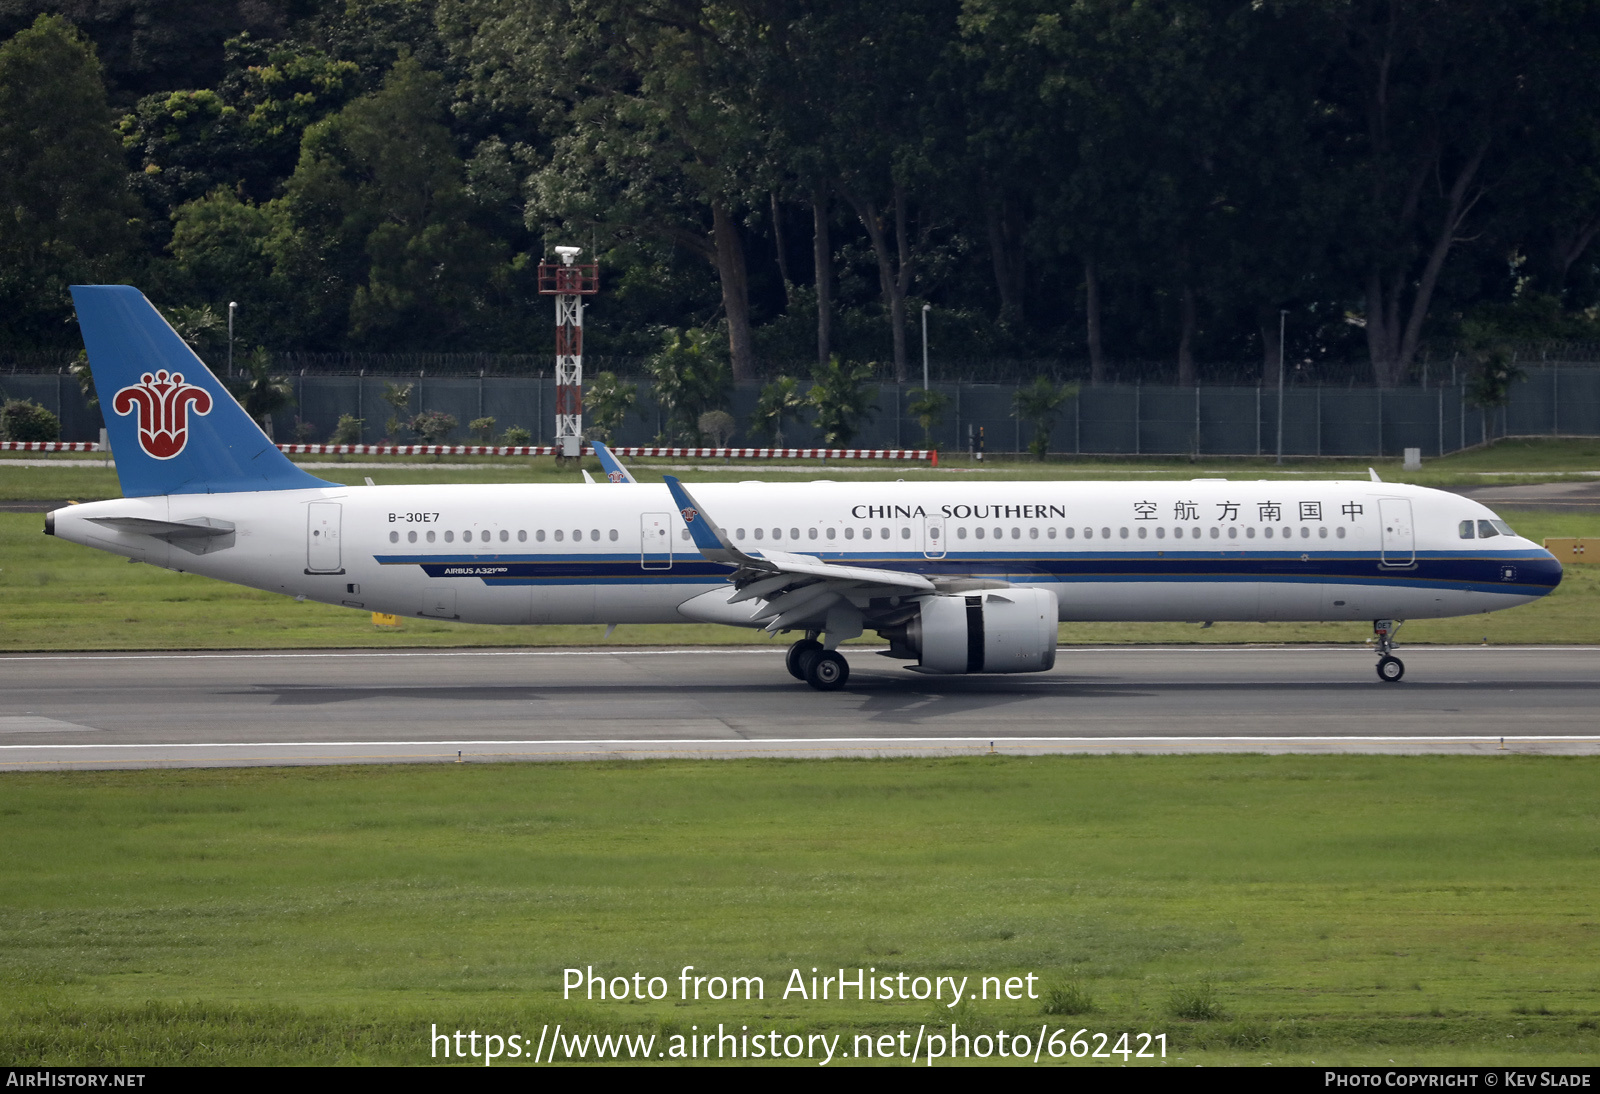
[1373,619,1405,683]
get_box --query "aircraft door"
[1379,498,1415,567]
[641,512,673,570]
[923,514,947,559]
[306,502,343,574]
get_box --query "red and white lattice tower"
[537,245,600,458]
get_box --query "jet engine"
[880,588,1058,674]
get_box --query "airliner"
[44,286,1562,690]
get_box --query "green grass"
[3,508,1598,650]
[0,756,1596,1065]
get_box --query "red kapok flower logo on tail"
[112,370,212,459]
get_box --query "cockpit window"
[1477,519,1500,539]
[1491,519,1516,537]
[1459,520,1475,539]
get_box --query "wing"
[663,475,934,632]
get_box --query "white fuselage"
[49,478,1561,629]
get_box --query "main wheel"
[786,638,824,681]
[805,650,850,691]
[1376,655,1404,682]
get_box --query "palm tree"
[906,388,949,449]
[1013,376,1077,459]
[808,357,877,447]
[750,375,804,446]
[226,347,294,438]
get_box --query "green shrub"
[408,411,457,444]
[1167,979,1227,1021]
[502,425,532,446]
[0,400,61,442]
[1041,980,1097,1016]
[331,415,364,444]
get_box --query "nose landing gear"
[1374,619,1404,682]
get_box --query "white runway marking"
[4,734,1599,749]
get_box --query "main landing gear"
[1373,619,1404,682]
[786,634,850,691]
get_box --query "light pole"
[1275,308,1287,465]
[920,303,931,390]
[227,301,237,377]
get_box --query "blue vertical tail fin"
[71,285,334,496]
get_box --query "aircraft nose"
[1530,549,1563,593]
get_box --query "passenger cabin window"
[518,530,527,542]
[444,530,454,543]
[389,531,399,543]
[408,530,417,543]
[537,529,546,542]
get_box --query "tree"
[906,388,949,449]
[380,381,413,439]
[450,0,770,378]
[644,328,729,443]
[766,0,962,382]
[808,357,877,447]
[0,15,139,352]
[584,371,637,443]
[469,416,496,443]
[698,409,735,447]
[750,375,804,446]
[1460,319,1524,440]
[225,346,294,435]
[1013,376,1074,459]
[161,303,227,359]
[270,55,510,349]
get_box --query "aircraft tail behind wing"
[70,285,333,497]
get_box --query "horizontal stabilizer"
[87,515,236,555]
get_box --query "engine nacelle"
[901,588,1058,674]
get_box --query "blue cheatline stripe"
[371,549,1559,596]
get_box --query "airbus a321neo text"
[46,286,1562,690]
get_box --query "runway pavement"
[0,645,1597,770]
